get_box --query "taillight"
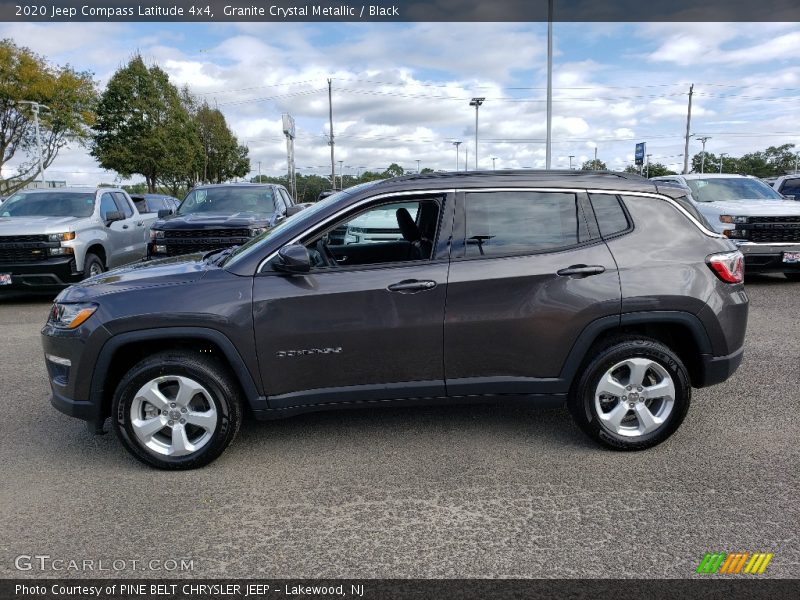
[707,251,744,284]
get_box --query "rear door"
[444,188,621,395]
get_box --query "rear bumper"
[0,257,83,290]
[699,346,745,387]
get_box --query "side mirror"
[273,244,311,274]
[105,211,123,225]
[286,204,305,217]
[157,209,173,218]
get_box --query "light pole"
[719,152,727,174]
[645,154,652,178]
[568,155,574,170]
[18,101,49,184]
[697,136,711,174]
[491,157,497,170]
[545,0,553,169]
[337,160,344,189]
[469,97,484,169]
[416,159,421,174]
[453,141,462,172]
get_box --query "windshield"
[0,192,95,218]
[178,187,276,215]
[685,178,785,203]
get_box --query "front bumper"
[0,257,84,290]
[736,242,800,273]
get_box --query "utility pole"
[683,84,694,174]
[257,161,262,182]
[698,136,711,174]
[545,0,553,169]
[568,155,574,170]
[453,141,462,171]
[719,152,727,174]
[18,101,49,183]
[465,145,468,171]
[327,78,336,189]
[594,147,598,170]
[491,157,497,170]
[338,160,344,188]
[469,97,484,169]
[645,154,652,178]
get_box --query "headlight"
[48,232,76,242]
[149,230,165,240]
[250,228,267,237]
[48,302,98,330]
[48,247,74,256]
[719,215,748,224]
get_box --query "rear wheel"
[784,272,800,282]
[568,337,691,450]
[112,351,242,469]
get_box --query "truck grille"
[0,235,52,263]
[164,229,250,238]
[743,217,800,243]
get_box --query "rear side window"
[589,194,630,237]
[780,179,800,197]
[463,191,589,257]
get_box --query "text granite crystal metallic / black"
[41,171,749,469]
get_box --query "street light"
[416,159,421,174]
[17,101,49,184]
[491,157,497,170]
[452,141,462,172]
[719,152,727,174]
[568,155,575,170]
[469,97,484,170]
[337,160,344,189]
[696,135,712,174]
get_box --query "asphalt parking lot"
[1,276,798,580]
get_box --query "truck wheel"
[83,253,104,279]
[785,272,800,282]
[112,351,243,469]
[568,337,691,451]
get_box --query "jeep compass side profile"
[41,171,748,469]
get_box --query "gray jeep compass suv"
[41,171,748,469]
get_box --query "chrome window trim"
[256,189,455,273]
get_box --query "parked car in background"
[148,183,301,258]
[42,170,748,468]
[772,175,800,201]
[130,193,180,215]
[651,174,800,280]
[0,187,157,291]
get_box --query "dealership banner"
[3,579,800,600]
[1,0,799,22]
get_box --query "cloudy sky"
[1,20,799,186]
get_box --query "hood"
[155,212,273,230]
[0,216,88,235]
[57,254,209,302]
[699,199,800,216]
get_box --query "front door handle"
[387,279,437,293]
[557,264,606,277]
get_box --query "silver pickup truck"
[0,187,157,291]
[652,174,800,280]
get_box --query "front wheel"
[83,252,104,279]
[568,337,691,451]
[112,351,243,469]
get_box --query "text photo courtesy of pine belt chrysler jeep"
[0,187,158,291]
[41,171,748,469]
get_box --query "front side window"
[178,187,276,215]
[780,179,800,197]
[463,191,589,257]
[100,193,117,220]
[113,192,133,218]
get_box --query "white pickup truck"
[0,187,158,291]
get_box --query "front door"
[253,194,453,408]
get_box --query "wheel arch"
[91,327,266,421]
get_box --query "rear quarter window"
[589,194,630,237]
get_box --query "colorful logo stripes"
[696,552,773,574]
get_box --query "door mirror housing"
[286,204,305,217]
[274,244,311,274]
[157,209,173,218]
[105,211,123,226]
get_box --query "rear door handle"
[557,264,606,277]
[387,279,437,293]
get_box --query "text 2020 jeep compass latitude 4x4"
[41,171,748,469]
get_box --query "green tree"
[194,102,249,184]
[625,163,677,177]
[0,39,97,194]
[91,56,198,192]
[581,159,607,170]
[383,163,405,178]
[420,167,435,174]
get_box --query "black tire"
[785,272,800,282]
[112,351,243,469]
[568,336,691,451]
[83,252,104,279]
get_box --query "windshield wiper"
[203,246,239,266]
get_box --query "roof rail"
[378,169,647,184]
